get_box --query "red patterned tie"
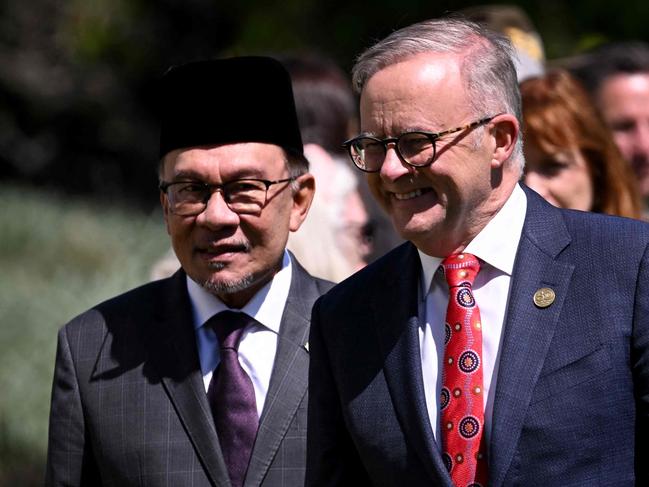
[440,253,488,487]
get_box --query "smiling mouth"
[392,188,431,200]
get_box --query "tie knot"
[441,253,481,287]
[206,310,252,350]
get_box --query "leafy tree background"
[2,0,648,484]
[3,0,649,210]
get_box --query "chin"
[393,221,437,246]
[392,207,444,237]
[202,273,255,295]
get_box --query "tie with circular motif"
[440,253,488,487]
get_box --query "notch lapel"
[375,244,453,486]
[149,271,232,487]
[489,189,574,487]
[244,261,316,486]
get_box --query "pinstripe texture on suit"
[46,258,332,487]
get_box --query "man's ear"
[490,113,519,169]
[289,173,316,232]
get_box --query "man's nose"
[379,145,414,182]
[196,190,240,228]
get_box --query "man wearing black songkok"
[45,57,332,487]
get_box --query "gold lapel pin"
[533,287,556,308]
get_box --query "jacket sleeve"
[45,325,100,486]
[305,297,372,486]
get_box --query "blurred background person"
[286,142,368,282]
[521,69,642,218]
[281,53,401,281]
[568,42,649,214]
[461,4,546,82]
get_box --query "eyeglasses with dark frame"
[342,116,497,173]
[159,177,296,216]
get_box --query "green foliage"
[6,0,649,206]
[0,184,169,485]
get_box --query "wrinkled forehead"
[361,51,465,94]
[359,53,472,134]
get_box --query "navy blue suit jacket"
[306,187,649,486]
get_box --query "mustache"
[199,238,252,252]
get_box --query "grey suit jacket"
[307,187,649,486]
[46,256,332,487]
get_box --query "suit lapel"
[489,188,574,487]
[375,244,453,486]
[244,260,316,487]
[149,270,231,487]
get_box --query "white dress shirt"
[187,250,293,418]
[417,184,527,447]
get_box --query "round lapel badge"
[533,287,555,308]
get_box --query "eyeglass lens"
[167,180,268,216]
[350,132,436,171]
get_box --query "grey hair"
[284,148,309,192]
[352,17,524,170]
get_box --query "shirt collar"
[187,250,292,334]
[418,183,527,296]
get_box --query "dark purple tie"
[206,311,259,487]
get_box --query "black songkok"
[158,56,303,158]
